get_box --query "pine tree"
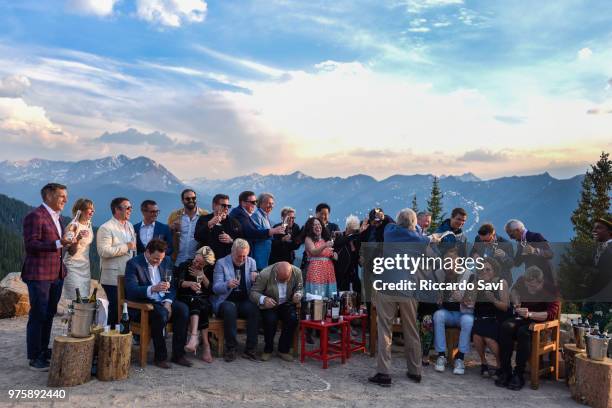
[411,194,418,213]
[427,176,444,232]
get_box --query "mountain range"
[0,155,583,241]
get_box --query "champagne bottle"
[88,287,98,303]
[75,288,83,303]
[64,210,81,241]
[331,292,340,322]
[119,302,130,334]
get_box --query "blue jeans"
[24,279,63,360]
[433,309,474,355]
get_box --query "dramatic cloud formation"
[94,128,206,153]
[457,149,509,162]
[136,0,208,27]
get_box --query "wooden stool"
[97,331,132,381]
[563,344,585,387]
[300,319,348,369]
[48,335,95,387]
[572,354,612,408]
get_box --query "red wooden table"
[342,313,368,358]
[300,319,348,369]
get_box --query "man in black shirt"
[195,194,243,260]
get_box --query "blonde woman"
[63,198,95,300]
[175,246,216,362]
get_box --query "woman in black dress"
[176,246,215,362]
[472,257,509,378]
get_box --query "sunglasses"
[245,200,258,205]
[119,206,132,211]
[219,203,232,209]
[145,209,160,214]
[183,197,197,202]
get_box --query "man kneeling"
[250,261,302,361]
[125,239,191,368]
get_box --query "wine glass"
[195,275,203,294]
[162,270,172,294]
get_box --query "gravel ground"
[0,316,580,408]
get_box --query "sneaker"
[224,348,237,362]
[435,355,447,372]
[261,352,272,362]
[28,357,49,372]
[453,359,465,375]
[368,373,392,387]
[278,352,294,362]
[507,373,525,391]
[242,349,258,361]
[480,364,490,378]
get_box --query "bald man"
[250,262,303,361]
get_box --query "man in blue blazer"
[212,238,260,362]
[124,239,190,368]
[133,200,173,256]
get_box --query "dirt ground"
[0,316,580,408]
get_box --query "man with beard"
[195,194,243,260]
[168,189,208,267]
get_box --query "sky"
[0,0,611,181]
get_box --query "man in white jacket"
[97,197,136,327]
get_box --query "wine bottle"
[331,292,340,322]
[64,210,81,241]
[75,288,83,303]
[119,302,130,334]
[88,287,98,303]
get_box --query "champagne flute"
[195,275,203,294]
[162,269,172,294]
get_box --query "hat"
[368,207,384,222]
[596,216,612,230]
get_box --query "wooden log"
[48,335,95,387]
[564,344,585,388]
[573,354,612,408]
[97,331,132,381]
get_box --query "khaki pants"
[375,293,421,376]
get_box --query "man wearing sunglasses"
[168,189,208,267]
[229,191,285,269]
[134,199,173,256]
[195,194,243,260]
[97,196,137,328]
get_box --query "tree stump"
[572,354,612,408]
[97,331,132,381]
[48,335,94,387]
[564,344,585,387]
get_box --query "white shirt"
[139,222,155,248]
[42,202,62,248]
[259,281,288,305]
[176,210,200,266]
[145,259,171,304]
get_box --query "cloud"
[606,78,612,91]
[577,47,593,60]
[494,115,526,125]
[0,97,77,146]
[0,75,31,98]
[392,0,463,13]
[94,128,207,153]
[65,0,119,16]
[136,0,207,28]
[457,149,508,162]
[193,45,285,77]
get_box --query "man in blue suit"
[124,239,190,368]
[133,200,173,256]
[505,219,555,287]
[212,238,260,362]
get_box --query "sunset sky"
[0,0,611,180]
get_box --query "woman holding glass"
[63,198,95,300]
[302,217,337,298]
[175,246,216,362]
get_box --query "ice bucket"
[585,334,610,361]
[69,301,98,338]
[312,300,327,321]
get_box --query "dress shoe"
[224,348,237,362]
[171,356,193,367]
[29,357,49,372]
[368,373,392,387]
[278,352,294,362]
[406,372,421,383]
[154,360,171,369]
[507,373,525,391]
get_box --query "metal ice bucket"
[573,325,589,349]
[585,334,610,361]
[310,300,328,321]
[69,301,98,338]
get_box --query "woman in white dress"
[63,198,95,300]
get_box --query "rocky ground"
[0,315,579,408]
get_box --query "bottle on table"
[331,292,340,323]
[88,287,98,304]
[119,302,130,334]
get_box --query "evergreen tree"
[427,176,444,232]
[411,194,418,213]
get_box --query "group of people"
[21,183,612,393]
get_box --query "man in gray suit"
[212,239,259,362]
[250,262,303,362]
